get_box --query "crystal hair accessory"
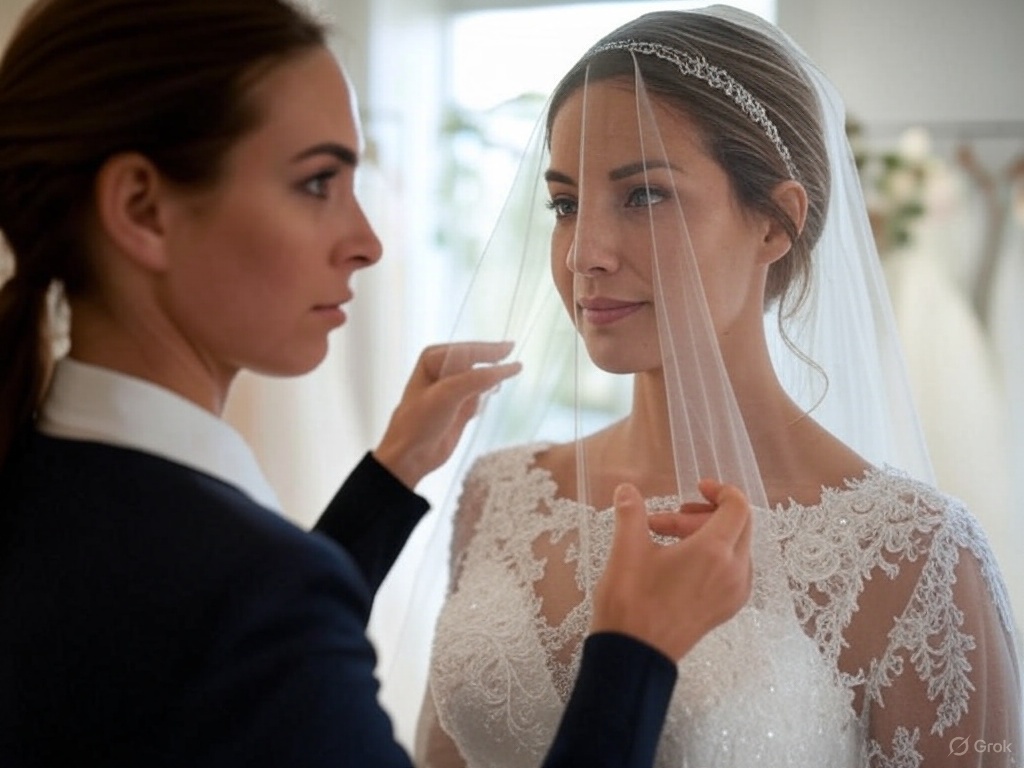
[587,39,799,179]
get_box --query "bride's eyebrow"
[544,159,681,187]
[544,169,575,186]
[609,159,680,181]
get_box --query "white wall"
[778,0,1024,126]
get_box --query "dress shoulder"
[462,442,552,484]
[448,442,555,581]
[782,467,1012,625]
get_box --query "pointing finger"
[607,483,648,567]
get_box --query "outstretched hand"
[590,479,752,662]
[372,341,521,490]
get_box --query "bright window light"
[450,1,777,111]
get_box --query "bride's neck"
[590,372,682,493]
[616,358,869,506]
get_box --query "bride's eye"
[626,186,666,208]
[545,196,578,219]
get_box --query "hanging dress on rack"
[987,159,1024,622]
[881,152,1015,611]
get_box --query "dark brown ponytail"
[0,268,51,465]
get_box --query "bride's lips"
[577,297,645,326]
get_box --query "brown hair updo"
[546,10,831,320]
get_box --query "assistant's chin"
[297,344,331,375]
[259,339,331,379]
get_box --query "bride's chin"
[594,361,636,375]
[584,348,653,375]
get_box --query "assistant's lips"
[313,296,351,326]
[577,297,645,326]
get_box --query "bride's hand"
[372,341,521,490]
[590,480,752,662]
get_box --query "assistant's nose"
[334,200,383,271]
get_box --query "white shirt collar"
[38,358,282,512]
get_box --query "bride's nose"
[567,217,620,275]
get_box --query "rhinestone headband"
[587,40,798,179]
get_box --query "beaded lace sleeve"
[774,470,1022,767]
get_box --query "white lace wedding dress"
[419,444,1021,768]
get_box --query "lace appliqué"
[773,466,1016,763]
[866,727,922,768]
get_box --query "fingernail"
[613,483,631,503]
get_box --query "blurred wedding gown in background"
[880,141,1017,620]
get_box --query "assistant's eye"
[626,186,666,208]
[545,196,578,219]
[300,169,339,200]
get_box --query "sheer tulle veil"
[369,4,1004,749]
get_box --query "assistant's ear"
[93,152,173,273]
[758,180,808,265]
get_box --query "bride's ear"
[757,180,808,265]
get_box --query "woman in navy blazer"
[0,1,754,766]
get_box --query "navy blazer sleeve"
[545,633,678,768]
[313,452,428,594]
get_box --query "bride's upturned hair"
[0,0,327,467]
[545,10,831,321]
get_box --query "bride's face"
[545,80,768,374]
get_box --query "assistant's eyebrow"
[292,142,358,166]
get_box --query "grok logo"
[949,736,1014,757]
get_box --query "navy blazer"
[0,433,675,767]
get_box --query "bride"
[412,7,1022,767]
